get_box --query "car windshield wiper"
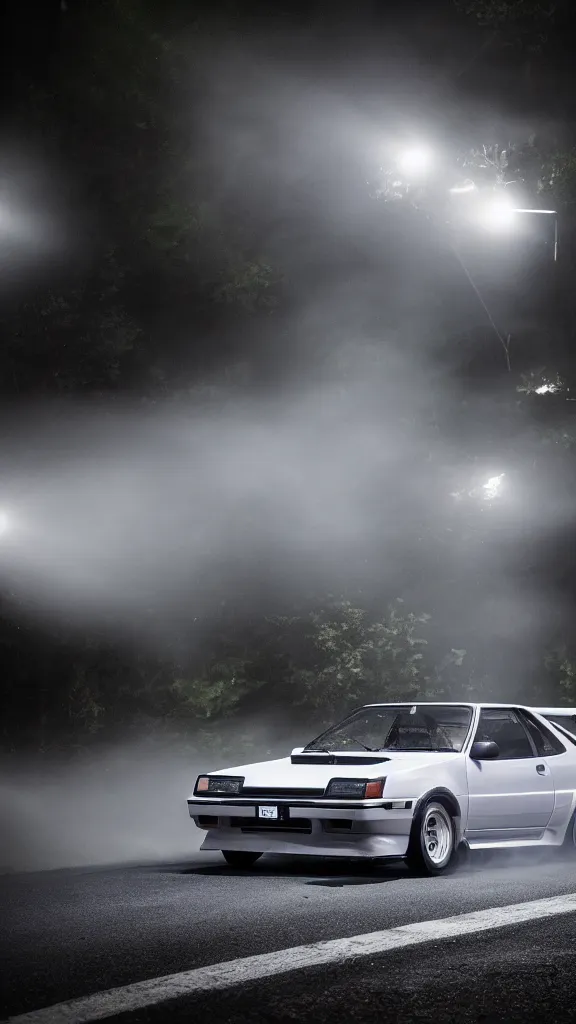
[345,735,378,751]
[376,746,457,753]
[304,738,378,753]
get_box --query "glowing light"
[535,383,558,395]
[481,196,516,231]
[482,474,505,500]
[449,180,476,194]
[397,146,434,177]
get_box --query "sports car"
[187,702,576,875]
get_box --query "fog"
[0,725,301,874]
[0,341,567,657]
[0,742,202,873]
[1,12,572,876]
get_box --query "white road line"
[7,892,576,1024]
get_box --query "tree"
[3,0,281,401]
[454,0,558,50]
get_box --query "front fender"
[384,759,469,832]
[412,787,465,843]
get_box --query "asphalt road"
[3,848,576,1023]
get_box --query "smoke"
[0,725,297,874]
[0,742,199,873]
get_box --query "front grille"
[240,786,325,799]
[230,816,312,834]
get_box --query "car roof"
[361,702,576,711]
[531,707,576,715]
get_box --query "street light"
[397,146,434,178]
[479,196,517,232]
[482,474,505,501]
[479,197,558,261]
[449,472,506,504]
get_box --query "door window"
[475,709,535,759]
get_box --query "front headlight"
[325,778,385,799]
[195,775,243,795]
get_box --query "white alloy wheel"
[406,798,456,875]
[422,803,453,866]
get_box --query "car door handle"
[536,764,547,775]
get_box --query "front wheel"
[222,850,263,868]
[405,800,456,876]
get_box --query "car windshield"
[305,704,473,753]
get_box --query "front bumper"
[187,794,414,859]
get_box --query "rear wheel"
[405,799,456,876]
[222,850,263,868]
[561,811,576,854]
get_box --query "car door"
[465,707,555,841]
[518,708,576,834]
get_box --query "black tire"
[222,850,263,868]
[405,798,457,876]
[456,837,471,869]
[561,811,576,855]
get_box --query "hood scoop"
[291,753,391,765]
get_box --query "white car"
[187,702,576,875]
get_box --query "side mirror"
[470,740,500,760]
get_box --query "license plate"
[258,806,278,819]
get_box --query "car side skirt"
[466,826,566,849]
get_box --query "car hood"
[209,750,459,789]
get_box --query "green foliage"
[67,668,106,735]
[516,367,564,395]
[171,659,267,720]
[260,600,443,723]
[538,149,576,205]
[306,601,429,707]
[539,426,576,450]
[457,139,576,209]
[1,285,141,394]
[455,0,556,24]
[454,0,557,48]
[458,144,515,188]
[212,261,279,311]
[5,0,280,402]
[145,200,208,252]
[544,647,576,702]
